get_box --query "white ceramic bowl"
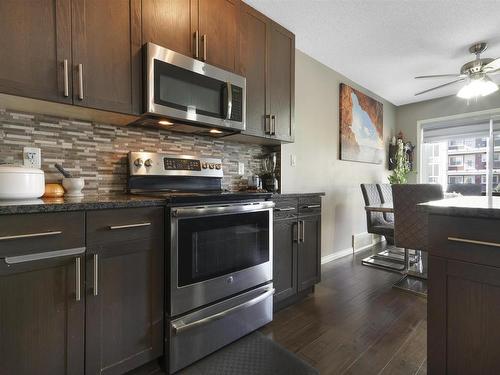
[0,165,45,199]
[62,177,85,197]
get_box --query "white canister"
[0,165,45,199]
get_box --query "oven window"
[177,211,270,287]
[154,60,224,118]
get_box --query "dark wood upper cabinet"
[72,0,141,114]
[0,0,72,104]
[85,208,164,375]
[269,21,295,142]
[238,3,268,137]
[141,0,198,58]
[198,0,239,72]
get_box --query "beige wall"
[396,92,500,182]
[281,50,396,259]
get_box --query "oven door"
[170,201,274,316]
[144,43,245,131]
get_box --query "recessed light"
[158,120,173,126]
[209,129,223,134]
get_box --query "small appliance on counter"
[0,165,45,199]
[261,152,279,193]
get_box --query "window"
[482,153,487,163]
[464,175,475,184]
[449,155,464,166]
[449,176,464,184]
[449,139,463,149]
[494,153,500,162]
[464,154,475,169]
[482,175,487,184]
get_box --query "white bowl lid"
[0,165,44,175]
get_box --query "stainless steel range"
[128,152,274,374]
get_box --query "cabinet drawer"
[299,196,321,216]
[0,212,85,258]
[273,198,298,220]
[87,207,164,245]
[428,215,500,267]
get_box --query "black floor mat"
[178,331,319,375]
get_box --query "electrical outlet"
[23,147,41,169]
[238,162,245,175]
[290,154,297,167]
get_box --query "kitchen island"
[419,196,500,375]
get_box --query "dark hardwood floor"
[261,245,427,375]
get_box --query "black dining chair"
[377,183,394,223]
[446,183,482,196]
[392,183,443,295]
[360,184,394,244]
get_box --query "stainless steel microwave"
[139,42,246,134]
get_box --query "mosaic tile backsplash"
[0,109,270,194]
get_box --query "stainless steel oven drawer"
[168,284,274,373]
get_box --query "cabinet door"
[72,0,141,114]
[298,215,321,291]
[0,254,85,375]
[273,218,298,304]
[238,3,269,137]
[268,21,295,142]
[198,0,239,72]
[85,237,163,375]
[142,0,198,58]
[0,0,71,103]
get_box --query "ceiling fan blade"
[484,57,500,72]
[415,78,466,96]
[415,74,464,79]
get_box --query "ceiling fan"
[415,42,500,99]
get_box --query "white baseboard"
[320,234,385,265]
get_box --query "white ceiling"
[244,0,500,106]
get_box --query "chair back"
[360,184,386,231]
[392,184,443,250]
[447,183,482,196]
[377,184,394,223]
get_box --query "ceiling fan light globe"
[457,77,499,99]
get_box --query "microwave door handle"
[226,82,232,120]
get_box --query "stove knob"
[134,158,144,167]
[209,163,215,169]
[215,164,221,170]
[145,159,153,167]
[202,162,208,169]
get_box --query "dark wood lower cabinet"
[85,209,164,375]
[0,254,85,375]
[273,196,321,310]
[298,214,321,291]
[273,218,298,304]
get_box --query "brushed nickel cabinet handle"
[75,257,81,301]
[304,204,321,209]
[275,207,295,212]
[294,221,300,242]
[63,59,69,97]
[202,34,207,61]
[77,63,84,100]
[265,114,272,134]
[271,115,276,135]
[4,247,85,265]
[194,30,199,59]
[0,230,62,241]
[448,236,500,248]
[301,220,305,243]
[93,254,99,296]
[108,222,151,230]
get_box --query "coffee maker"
[261,152,279,193]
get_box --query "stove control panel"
[129,152,223,178]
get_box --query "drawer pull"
[275,207,295,212]
[75,257,81,302]
[0,230,62,241]
[108,222,151,230]
[448,237,500,248]
[93,254,99,296]
[303,204,321,209]
[4,247,85,265]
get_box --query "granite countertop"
[271,192,325,198]
[418,196,500,219]
[0,194,166,215]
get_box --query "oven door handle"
[172,201,275,218]
[171,287,275,335]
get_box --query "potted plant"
[388,138,411,184]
